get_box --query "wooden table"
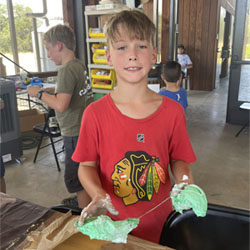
[54,233,175,250]
[0,193,174,250]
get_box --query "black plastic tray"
[160,203,250,250]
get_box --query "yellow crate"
[91,69,116,82]
[91,43,107,54]
[93,52,107,64]
[89,28,105,38]
[91,78,115,90]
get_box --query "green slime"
[171,184,207,217]
[75,215,139,243]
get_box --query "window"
[0,0,63,76]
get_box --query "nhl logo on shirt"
[137,134,145,143]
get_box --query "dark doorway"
[216,7,233,82]
[226,0,250,125]
[220,11,233,78]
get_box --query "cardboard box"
[18,109,45,135]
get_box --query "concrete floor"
[4,76,250,211]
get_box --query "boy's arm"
[27,86,71,112]
[184,55,193,69]
[43,87,55,94]
[183,64,192,69]
[78,162,106,199]
[181,64,192,70]
[170,160,194,184]
[78,162,118,224]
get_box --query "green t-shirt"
[55,59,93,136]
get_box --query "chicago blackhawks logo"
[111,151,166,206]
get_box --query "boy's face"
[106,25,157,85]
[44,41,62,65]
[178,47,184,54]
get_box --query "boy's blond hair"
[43,24,76,51]
[104,10,155,48]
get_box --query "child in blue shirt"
[159,61,188,110]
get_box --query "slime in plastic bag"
[75,215,139,243]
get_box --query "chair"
[33,108,63,171]
[180,69,190,90]
[51,204,81,216]
[159,203,250,250]
[183,74,190,90]
[235,102,250,137]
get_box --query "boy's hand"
[79,194,118,226]
[27,86,41,97]
[171,174,192,197]
[43,87,55,94]
[171,182,188,197]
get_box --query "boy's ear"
[161,73,165,81]
[179,74,183,82]
[177,74,182,85]
[106,49,113,66]
[57,41,63,51]
[152,48,157,64]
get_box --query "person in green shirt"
[28,24,93,208]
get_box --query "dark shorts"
[1,157,5,178]
[63,136,83,193]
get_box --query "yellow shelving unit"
[84,9,124,93]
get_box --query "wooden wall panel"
[207,0,219,90]
[161,0,170,62]
[175,0,235,90]
[178,0,184,43]
[87,0,99,28]
[188,0,197,88]
[177,0,219,90]
[188,0,196,55]
[182,0,190,47]
[62,0,75,29]
[199,0,211,90]
[193,0,203,90]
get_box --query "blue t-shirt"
[158,88,188,110]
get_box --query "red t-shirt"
[72,94,196,243]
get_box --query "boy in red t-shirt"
[72,10,196,243]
